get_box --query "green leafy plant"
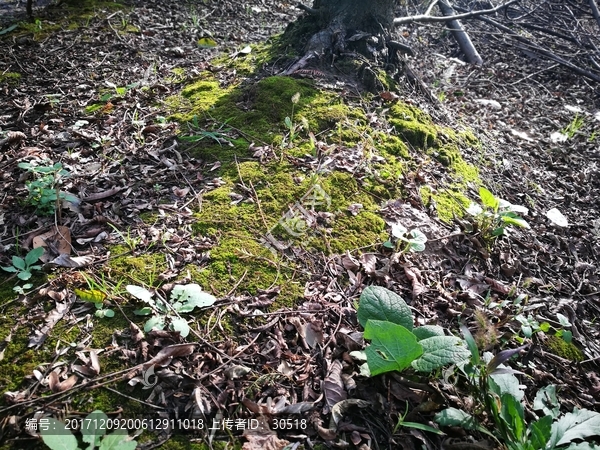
[356,286,470,375]
[562,114,584,139]
[40,410,137,450]
[466,187,529,245]
[179,115,232,146]
[2,246,44,281]
[515,313,573,344]
[127,283,217,337]
[435,326,600,449]
[282,92,301,148]
[383,224,427,253]
[75,289,114,318]
[18,161,77,215]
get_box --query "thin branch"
[296,2,318,15]
[474,14,600,82]
[589,0,600,30]
[393,0,519,25]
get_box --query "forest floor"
[0,1,599,450]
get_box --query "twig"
[296,2,318,15]
[393,0,519,25]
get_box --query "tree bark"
[285,0,397,76]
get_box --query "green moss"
[0,72,21,85]
[107,249,166,287]
[545,335,584,362]
[420,185,471,223]
[388,102,438,148]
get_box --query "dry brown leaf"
[48,371,78,393]
[403,265,427,299]
[143,343,196,369]
[323,360,347,407]
[32,226,71,261]
[359,253,377,275]
[242,432,290,450]
[380,91,400,102]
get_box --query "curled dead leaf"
[48,371,78,393]
[144,343,196,369]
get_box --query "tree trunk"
[285,0,397,76]
[314,0,395,35]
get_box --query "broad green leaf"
[460,324,480,365]
[407,229,427,252]
[489,371,524,401]
[357,286,413,330]
[556,313,571,327]
[17,271,32,281]
[197,37,218,48]
[382,240,394,249]
[434,408,478,429]
[411,336,471,372]
[500,212,529,228]
[75,289,107,303]
[412,325,445,341]
[126,285,154,303]
[550,408,600,447]
[561,330,573,343]
[500,393,525,441]
[364,320,422,376]
[171,284,216,312]
[170,317,190,338]
[528,415,552,449]
[479,187,499,210]
[40,418,79,450]
[391,223,408,238]
[533,385,560,419]
[11,256,26,271]
[133,307,153,316]
[102,309,115,318]
[99,429,137,450]
[284,116,293,128]
[408,229,427,244]
[82,410,108,449]
[25,247,45,265]
[144,315,165,332]
[1,266,18,273]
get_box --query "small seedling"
[465,187,529,246]
[127,283,216,337]
[75,289,114,318]
[179,115,232,146]
[2,247,44,281]
[18,161,77,215]
[282,92,301,148]
[562,114,584,139]
[383,224,427,253]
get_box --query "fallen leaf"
[323,360,347,407]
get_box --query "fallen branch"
[590,0,600,31]
[437,0,483,65]
[468,12,600,82]
[393,0,519,25]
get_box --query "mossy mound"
[164,68,484,304]
[545,335,584,362]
